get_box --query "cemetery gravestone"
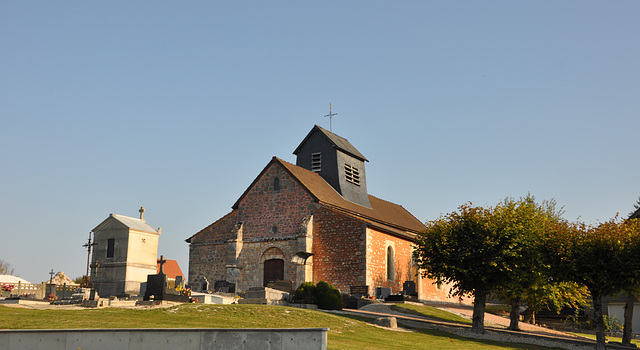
[402,281,417,297]
[350,285,369,297]
[266,280,292,293]
[375,287,391,300]
[214,280,236,293]
[175,276,184,288]
[143,255,189,302]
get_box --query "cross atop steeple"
[324,103,338,132]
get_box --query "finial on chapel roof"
[139,207,145,222]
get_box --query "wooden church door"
[263,259,284,286]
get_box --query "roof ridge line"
[318,201,421,234]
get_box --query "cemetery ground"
[0,302,597,350]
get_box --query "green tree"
[618,218,640,345]
[414,203,506,334]
[519,281,588,325]
[490,195,547,330]
[543,218,639,350]
[491,196,587,330]
[628,196,640,218]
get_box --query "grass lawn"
[485,304,511,315]
[390,303,472,324]
[0,304,559,350]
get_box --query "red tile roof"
[157,259,184,279]
[275,157,426,234]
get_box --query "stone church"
[187,125,456,301]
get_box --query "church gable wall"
[237,163,315,241]
[187,211,239,290]
[189,211,239,245]
[312,207,366,292]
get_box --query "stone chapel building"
[186,125,456,301]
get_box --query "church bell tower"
[293,125,371,208]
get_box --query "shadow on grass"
[330,310,559,350]
[388,304,472,325]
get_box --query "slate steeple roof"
[293,125,368,162]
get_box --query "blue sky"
[2,1,639,284]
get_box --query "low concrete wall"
[0,328,328,350]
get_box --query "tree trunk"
[508,298,520,331]
[522,307,533,323]
[472,290,487,334]
[622,292,635,345]
[592,292,606,350]
[531,310,535,325]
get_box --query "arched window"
[273,177,280,191]
[386,246,395,281]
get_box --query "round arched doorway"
[261,247,285,286]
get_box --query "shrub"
[315,281,343,311]
[293,282,317,304]
[292,281,343,310]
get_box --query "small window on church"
[311,153,321,172]
[107,238,115,258]
[345,164,360,186]
[273,177,280,192]
[386,246,395,281]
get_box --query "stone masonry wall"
[189,161,318,293]
[188,244,228,291]
[233,162,317,291]
[189,211,239,245]
[312,207,367,293]
[237,240,301,291]
[187,211,239,290]
[237,162,315,241]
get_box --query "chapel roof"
[275,157,425,233]
[93,213,159,234]
[293,125,368,162]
